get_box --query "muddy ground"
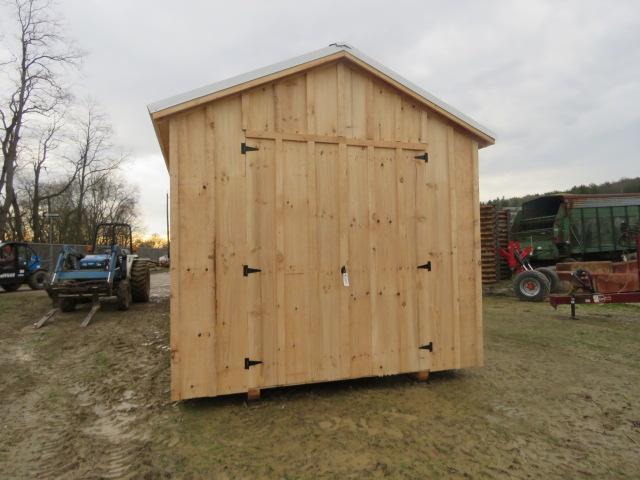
[1,276,639,479]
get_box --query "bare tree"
[68,100,126,243]
[0,0,81,240]
[19,115,79,241]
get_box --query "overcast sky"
[8,0,640,234]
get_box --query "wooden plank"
[347,64,367,139]
[337,142,350,378]
[414,138,433,371]
[275,73,307,134]
[305,71,316,134]
[447,126,461,370]
[80,301,100,328]
[168,115,181,400]
[371,146,400,375]
[244,130,427,151]
[425,115,455,372]
[395,147,420,373]
[305,140,321,380]
[314,142,341,380]
[336,62,351,138]
[242,84,275,132]
[172,107,218,400]
[471,140,484,366]
[346,145,372,377]
[34,308,57,329]
[246,137,277,388]
[453,130,479,368]
[312,64,338,136]
[282,139,310,384]
[275,136,286,385]
[212,96,247,395]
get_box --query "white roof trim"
[148,43,495,140]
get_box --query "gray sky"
[28,1,640,234]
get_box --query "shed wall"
[168,60,482,400]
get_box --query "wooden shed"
[149,43,495,401]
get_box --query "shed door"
[244,136,431,390]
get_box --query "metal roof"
[147,43,495,141]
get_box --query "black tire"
[28,270,48,290]
[117,279,131,311]
[130,259,150,303]
[1,282,20,292]
[59,298,77,312]
[513,270,550,302]
[536,267,561,293]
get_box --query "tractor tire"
[59,298,77,312]
[28,269,48,290]
[1,282,20,292]
[130,259,150,303]
[117,279,132,311]
[536,267,561,293]
[513,270,550,302]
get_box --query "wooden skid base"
[247,388,261,401]
[411,370,430,382]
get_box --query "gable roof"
[148,43,495,146]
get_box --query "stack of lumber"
[480,205,498,284]
[496,209,511,280]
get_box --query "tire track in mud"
[2,300,171,479]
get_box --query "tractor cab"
[0,242,47,291]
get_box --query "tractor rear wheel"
[513,270,550,302]
[536,267,561,293]
[1,282,20,292]
[28,269,48,290]
[60,298,77,312]
[117,280,132,311]
[130,259,150,303]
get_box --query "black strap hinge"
[244,357,263,369]
[414,152,428,162]
[241,142,259,154]
[419,342,433,352]
[243,265,261,276]
[418,261,432,271]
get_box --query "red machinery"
[549,230,640,318]
[499,241,558,301]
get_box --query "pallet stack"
[496,209,511,280]
[480,205,498,284]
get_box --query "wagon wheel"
[513,270,550,302]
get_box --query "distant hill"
[486,177,640,208]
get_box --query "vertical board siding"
[212,96,248,395]
[314,143,341,380]
[425,116,456,371]
[168,59,485,398]
[170,108,216,400]
[246,138,277,388]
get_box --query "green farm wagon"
[511,193,640,264]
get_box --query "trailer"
[549,229,640,317]
[511,193,640,264]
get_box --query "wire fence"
[28,243,168,270]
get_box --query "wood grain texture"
[164,60,486,399]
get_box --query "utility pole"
[45,198,60,270]
[166,192,170,259]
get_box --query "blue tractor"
[0,242,48,291]
[42,223,150,327]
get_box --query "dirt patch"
[0,291,639,478]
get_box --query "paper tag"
[341,266,350,287]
